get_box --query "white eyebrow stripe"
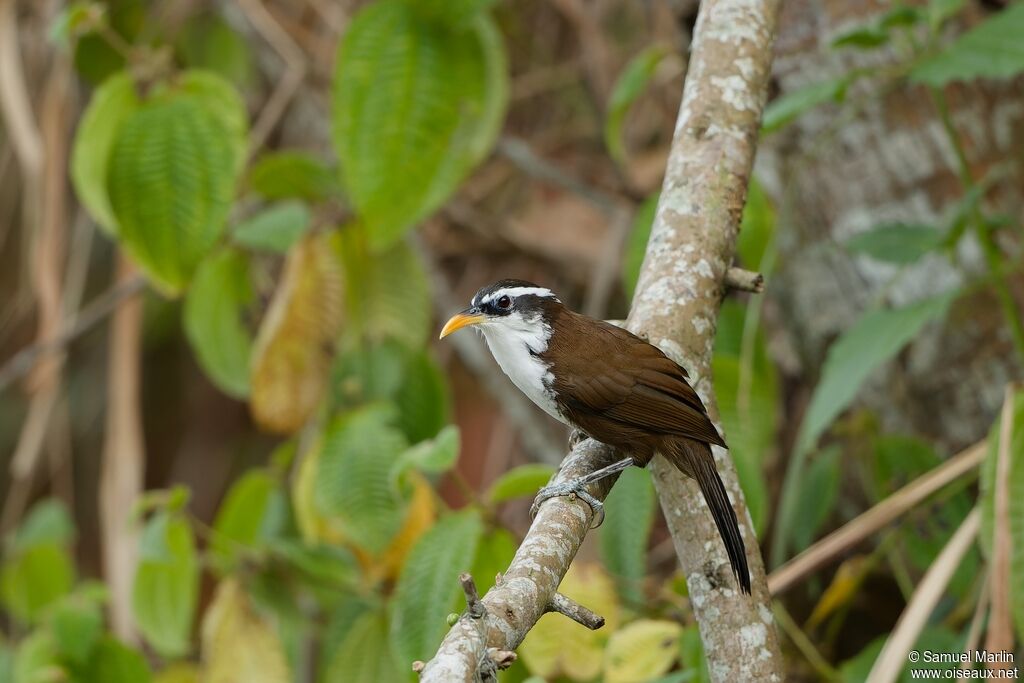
[481,287,559,303]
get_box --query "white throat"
[479,318,565,425]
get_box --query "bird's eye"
[496,295,512,310]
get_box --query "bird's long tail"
[666,438,751,594]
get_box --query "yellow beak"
[439,311,485,339]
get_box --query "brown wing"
[546,312,726,448]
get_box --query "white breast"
[479,323,566,425]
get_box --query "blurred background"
[0,0,1021,681]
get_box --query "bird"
[439,279,751,595]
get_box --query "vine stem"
[928,86,1024,363]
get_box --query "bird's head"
[439,279,562,340]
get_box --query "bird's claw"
[530,481,605,528]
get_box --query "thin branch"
[768,440,987,595]
[724,267,765,293]
[0,274,147,394]
[459,573,485,619]
[546,591,605,630]
[867,508,980,683]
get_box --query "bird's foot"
[530,481,606,528]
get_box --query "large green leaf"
[845,223,945,265]
[604,46,668,165]
[911,3,1024,86]
[132,513,198,658]
[210,470,277,571]
[0,544,74,624]
[107,95,238,293]
[600,467,655,606]
[389,509,484,665]
[232,202,311,253]
[980,388,1024,641]
[336,226,432,347]
[325,611,403,683]
[787,445,841,552]
[392,425,460,487]
[12,631,60,683]
[795,291,957,455]
[70,70,140,234]
[332,1,507,249]
[184,249,254,398]
[49,594,103,666]
[313,407,410,554]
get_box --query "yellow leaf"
[292,438,346,545]
[604,619,683,683]
[155,663,200,683]
[250,232,343,433]
[367,473,436,581]
[520,563,620,681]
[805,555,870,630]
[201,579,290,683]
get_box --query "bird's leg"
[530,457,636,528]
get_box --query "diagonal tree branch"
[421,0,784,679]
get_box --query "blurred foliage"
[2,0,1023,681]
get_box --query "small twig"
[546,592,605,630]
[411,661,425,674]
[0,274,147,394]
[724,267,765,294]
[459,573,486,619]
[769,439,987,595]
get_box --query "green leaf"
[605,46,668,165]
[795,292,957,455]
[845,223,945,264]
[248,151,341,202]
[232,202,311,253]
[332,2,508,249]
[487,463,557,503]
[50,595,103,665]
[184,249,254,398]
[107,95,238,293]
[678,625,710,683]
[0,544,74,624]
[389,509,484,665]
[330,340,409,408]
[979,388,1024,641]
[132,513,199,658]
[788,445,841,552]
[325,611,403,683]
[83,637,152,683]
[393,425,460,486]
[880,5,924,29]
[762,77,849,134]
[394,350,450,442]
[337,225,432,347]
[600,467,656,606]
[9,499,74,552]
[831,26,890,49]
[470,528,517,595]
[210,470,277,571]
[71,70,139,234]
[871,434,942,498]
[314,406,410,554]
[622,192,659,299]
[911,3,1024,86]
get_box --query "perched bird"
[440,279,751,594]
